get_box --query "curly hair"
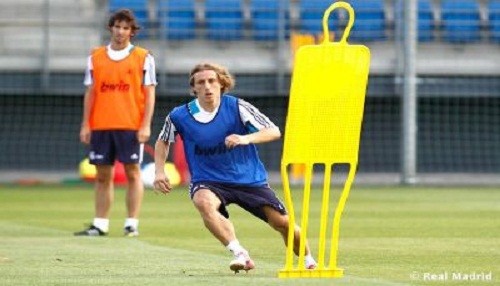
[189,63,235,95]
[108,9,141,37]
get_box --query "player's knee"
[264,207,289,231]
[124,164,141,182]
[192,190,219,214]
[95,172,112,184]
[125,171,141,183]
[269,215,289,234]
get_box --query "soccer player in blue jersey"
[153,62,317,273]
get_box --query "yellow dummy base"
[279,268,344,279]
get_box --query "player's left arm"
[138,53,157,143]
[225,127,281,147]
[225,99,281,148]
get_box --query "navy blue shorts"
[89,130,143,165]
[189,182,287,222]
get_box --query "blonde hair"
[189,62,235,94]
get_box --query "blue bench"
[158,0,196,40]
[441,0,481,43]
[348,0,386,42]
[489,0,500,42]
[205,0,243,40]
[250,0,290,40]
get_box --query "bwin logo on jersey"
[194,143,231,156]
[130,153,139,160]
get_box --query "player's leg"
[75,131,114,236]
[73,164,114,236]
[191,186,254,273]
[94,164,115,219]
[264,207,317,269]
[115,131,143,236]
[234,185,317,269]
[123,162,143,236]
[192,188,235,244]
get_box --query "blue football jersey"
[169,95,268,186]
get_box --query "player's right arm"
[154,114,176,194]
[80,85,94,144]
[80,55,94,145]
[154,140,172,194]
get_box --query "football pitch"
[0,184,498,285]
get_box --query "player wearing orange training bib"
[76,9,157,237]
[89,45,149,130]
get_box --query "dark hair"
[108,9,141,37]
[189,62,235,94]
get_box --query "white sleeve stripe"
[239,100,274,128]
[241,104,269,128]
[158,117,170,141]
[158,115,176,142]
[240,101,272,128]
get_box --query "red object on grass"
[113,161,127,185]
[173,135,190,184]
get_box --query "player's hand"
[225,134,250,148]
[153,172,172,194]
[80,125,91,144]
[137,126,151,143]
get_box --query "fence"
[0,0,499,185]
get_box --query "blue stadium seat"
[441,0,481,43]
[205,0,243,40]
[158,0,196,40]
[347,0,386,42]
[298,0,340,36]
[489,0,500,42]
[109,0,149,39]
[417,0,434,42]
[394,0,434,42]
[250,0,289,41]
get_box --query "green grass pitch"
[0,184,498,285]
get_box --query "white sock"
[226,240,246,255]
[93,218,109,232]
[124,218,138,229]
[305,253,316,267]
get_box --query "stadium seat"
[417,0,434,42]
[489,0,500,42]
[158,0,196,40]
[109,0,149,39]
[347,0,386,42]
[441,0,481,43]
[394,0,434,42]
[205,0,243,40]
[250,0,289,41]
[298,0,341,38]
